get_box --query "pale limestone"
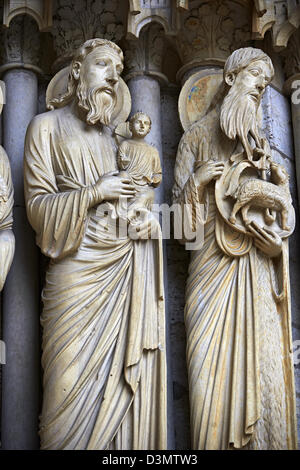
[24,38,167,450]
[173,47,298,450]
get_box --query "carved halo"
[46,66,132,126]
[178,69,223,131]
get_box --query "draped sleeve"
[24,114,92,259]
[172,122,210,238]
[151,148,162,187]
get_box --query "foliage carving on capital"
[51,0,125,68]
[124,23,166,82]
[176,1,251,67]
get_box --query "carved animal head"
[270,162,289,185]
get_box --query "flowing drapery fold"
[173,110,297,449]
[24,108,167,450]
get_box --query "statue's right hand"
[194,160,224,188]
[94,171,136,202]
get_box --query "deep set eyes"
[95,60,123,74]
[250,69,260,77]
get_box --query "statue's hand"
[194,160,224,188]
[248,220,282,257]
[94,171,136,202]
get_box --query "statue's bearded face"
[220,59,273,150]
[75,47,123,125]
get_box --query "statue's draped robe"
[0,146,14,290]
[24,107,167,450]
[118,140,162,186]
[173,109,297,450]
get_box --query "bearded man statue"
[24,38,167,450]
[173,47,297,450]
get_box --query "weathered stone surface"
[262,85,294,160]
[161,86,190,449]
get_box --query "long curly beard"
[220,84,261,158]
[76,81,117,126]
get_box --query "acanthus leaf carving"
[51,0,125,69]
[124,23,167,83]
[176,0,251,70]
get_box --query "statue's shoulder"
[27,108,63,136]
[182,112,216,142]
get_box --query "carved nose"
[107,77,118,86]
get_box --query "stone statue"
[116,111,162,220]
[24,38,167,450]
[0,91,14,291]
[173,47,297,450]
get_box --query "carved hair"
[48,38,124,110]
[129,112,152,131]
[172,48,274,203]
[224,47,274,80]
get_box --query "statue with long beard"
[173,47,297,450]
[24,38,167,450]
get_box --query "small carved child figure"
[117,112,162,221]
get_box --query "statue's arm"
[117,140,131,168]
[151,148,162,187]
[24,116,96,260]
[173,129,207,240]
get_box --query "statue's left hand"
[247,220,282,257]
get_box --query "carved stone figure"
[0,90,14,291]
[228,161,292,231]
[173,47,297,449]
[24,38,167,450]
[117,111,162,219]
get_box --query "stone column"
[124,23,168,206]
[124,23,175,449]
[283,30,300,444]
[0,15,42,450]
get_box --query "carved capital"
[3,0,53,31]
[176,0,251,79]
[51,0,125,71]
[124,23,168,84]
[0,14,42,74]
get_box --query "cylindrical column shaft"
[127,75,164,205]
[1,69,40,449]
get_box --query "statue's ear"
[225,72,236,87]
[72,61,81,81]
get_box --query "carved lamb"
[228,163,292,231]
